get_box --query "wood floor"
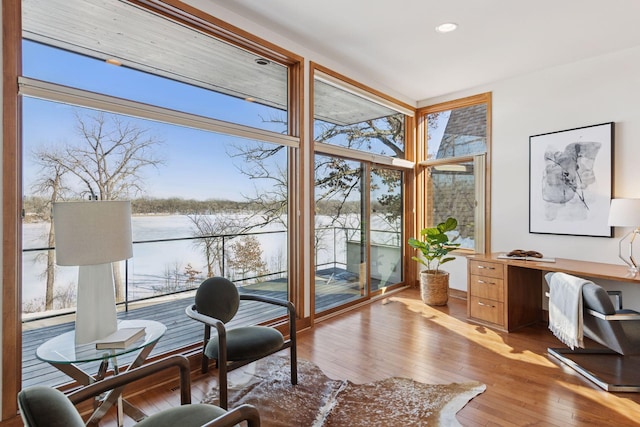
[99,287,640,426]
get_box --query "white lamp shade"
[53,201,133,266]
[608,198,640,227]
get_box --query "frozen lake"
[21,213,401,312]
[22,214,289,306]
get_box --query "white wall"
[421,46,640,306]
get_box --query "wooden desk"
[466,253,640,332]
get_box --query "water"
[21,213,401,313]
[22,214,288,307]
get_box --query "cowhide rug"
[202,355,485,426]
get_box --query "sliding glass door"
[314,155,368,312]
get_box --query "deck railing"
[21,225,401,323]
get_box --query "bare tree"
[29,158,69,310]
[227,141,288,229]
[35,111,163,200]
[188,214,246,278]
[371,167,403,233]
[30,111,163,303]
[231,116,405,228]
[154,261,184,295]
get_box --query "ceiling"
[23,0,400,126]
[209,0,640,102]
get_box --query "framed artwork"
[529,122,614,237]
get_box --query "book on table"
[95,327,146,349]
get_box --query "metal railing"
[22,225,402,322]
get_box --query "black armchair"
[18,355,261,426]
[186,277,297,409]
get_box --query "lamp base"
[75,263,118,344]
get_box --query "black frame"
[529,122,614,237]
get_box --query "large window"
[418,93,491,253]
[312,64,413,315]
[22,0,290,131]
[20,0,300,388]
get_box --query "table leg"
[51,362,95,386]
[84,341,158,425]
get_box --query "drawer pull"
[477,265,495,270]
[477,279,495,285]
[478,301,495,308]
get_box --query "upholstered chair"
[18,355,261,426]
[186,277,297,409]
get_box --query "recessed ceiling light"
[435,22,458,33]
[255,58,270,66]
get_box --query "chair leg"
[218,360,228,410]
[290,345,298,385]
[201,353,209,374]
[202,325,211,374]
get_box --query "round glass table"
[36,319,166,425]
[37,319,165,367]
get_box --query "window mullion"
[18,76,299,148]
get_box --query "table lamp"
[53,201,133,344]
[608,198,640,273]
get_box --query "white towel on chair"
[547,272,586,350]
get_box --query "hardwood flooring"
[98,287,640,426]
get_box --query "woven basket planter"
[419,270,449,306]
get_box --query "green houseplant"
[408,217,460,305]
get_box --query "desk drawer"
[469,296,504,326]
[469,274,504,301]
[468,260,503,279]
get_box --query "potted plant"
[408,217,460,305]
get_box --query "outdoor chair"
[186,276,297,409]
[18,354,261,426]
[546,272,640,392]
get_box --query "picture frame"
[529,122,614,237]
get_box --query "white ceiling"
[210,0,640,102]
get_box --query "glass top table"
[36,319,166,426]
[36,319,166,365]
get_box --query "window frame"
[416,92,492,255]
[3,0,304,418]
[310,62,415,319]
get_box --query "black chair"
[18,355,261,427]
[186,277,297,409]
[546,272,640,392]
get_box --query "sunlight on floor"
[393,295,559,368]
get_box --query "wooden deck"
[22,271,368,388]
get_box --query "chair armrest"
[201,404,261,427]
[240,294,296,340]
[240,294,296,321]
[586,308,640,321]
[186,304,226,330]
[67,355,192,406]
[240,293,290,308]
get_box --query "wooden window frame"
[416,92,492,255]
[309,63,416,320]
[2,0,304,421]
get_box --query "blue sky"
[22,41,287,201]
